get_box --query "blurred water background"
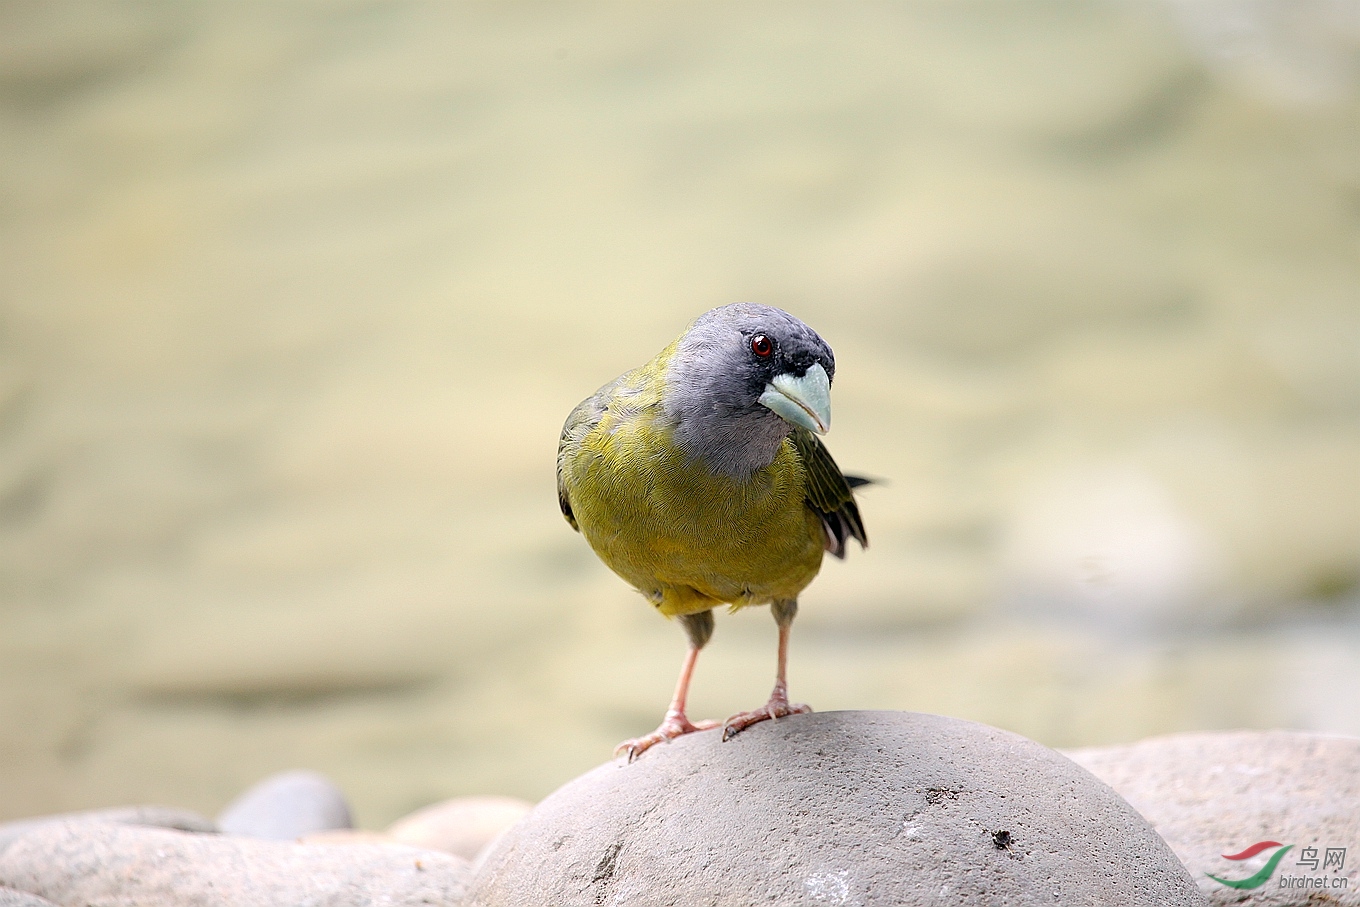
[2,1,1358,827]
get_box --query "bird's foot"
[615,710,720,762]
[721,690,811,742]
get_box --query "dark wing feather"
[790,426,869,559]
[556,373,628,532]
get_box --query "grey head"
[664,302,836,480]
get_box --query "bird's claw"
[721,698,812,742]
[615,711,719,762]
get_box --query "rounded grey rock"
[1067,730,1360,906]
[0,820,469,907]
[217,769,352,839]
[469,710,1207,906]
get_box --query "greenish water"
[1,1,1358,827]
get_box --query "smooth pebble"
[216,769,352,840]
[387,795,533,863]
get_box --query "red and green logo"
[1208,841,1293,890]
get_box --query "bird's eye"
[750,334,773,358]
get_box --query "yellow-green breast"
[559,345,825,618]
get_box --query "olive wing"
[556,374,629,531]
[790,426,869,559]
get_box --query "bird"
[556,303,868,761]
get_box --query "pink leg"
[722,609,810,742]
[615,643,719,762]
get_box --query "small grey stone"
[0,888,58,907]
[0,820,469,907]
[469,710,1207,906]
[0,805,215,851]
[1067,730,1360,906]
[217,769,352,839]
[386,796,533,863]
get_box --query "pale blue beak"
[759,362,831,434]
